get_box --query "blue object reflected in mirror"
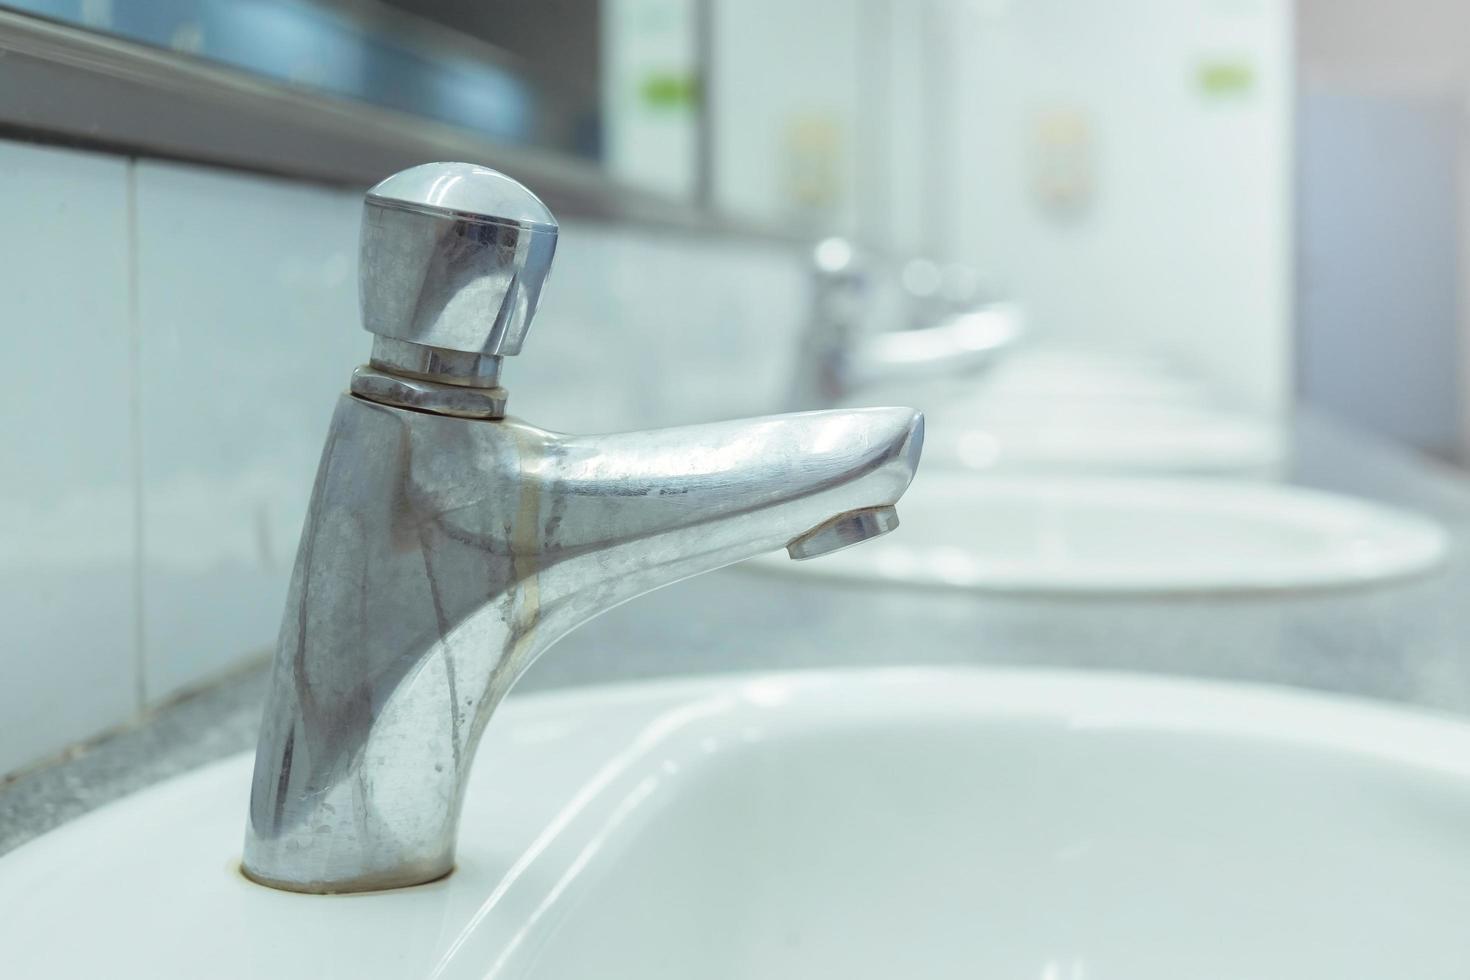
[6,0,597,159]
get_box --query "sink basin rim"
[7,666,1470,979]
[747,473,1450,596]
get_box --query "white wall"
[856,0,949,258]
[710,0,863,233]
[949,0,1294,415]
[0,142,136,774]
[708,0,948,257]
[0,137,807,778]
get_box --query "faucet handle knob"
[359,162,558,359]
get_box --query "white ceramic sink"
[5,668,1470,979]
[847,344,1275,476]
[973,347,1215,409]
[750,473,1447,594]
[924,400,1286,476]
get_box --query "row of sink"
[6,339,1460,980]
[753,344,1447,596]
[2,169,1464,979]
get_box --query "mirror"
[9,0,609,169]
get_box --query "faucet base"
[240,858,456,895]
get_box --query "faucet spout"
[792,237,1025,408]
[242,395,922,893]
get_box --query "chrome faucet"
[241,164,924,894]
[790,237,1025,408]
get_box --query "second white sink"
[925,402,1286,476]
[750,473,1447,594]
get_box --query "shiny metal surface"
[242,166,925,893]
[787,505,901,560]
[368,162,558,229]
[792,238,1025,408]
[359,163,558,358]
[368,336,503,388]
[348,365,509,419]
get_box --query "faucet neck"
[369,336,504,388]
[352,337,509,419]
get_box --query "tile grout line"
[125,158,147,714]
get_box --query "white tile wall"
[0,142,136,775]
[517,222,807,432]
[0,137,809,776]
[133,162,363,702]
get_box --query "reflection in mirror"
[7,0,607,165]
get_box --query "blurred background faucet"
[790,237,1025,409]
[241,164,924,894]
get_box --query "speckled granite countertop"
[5,408,1470,856]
